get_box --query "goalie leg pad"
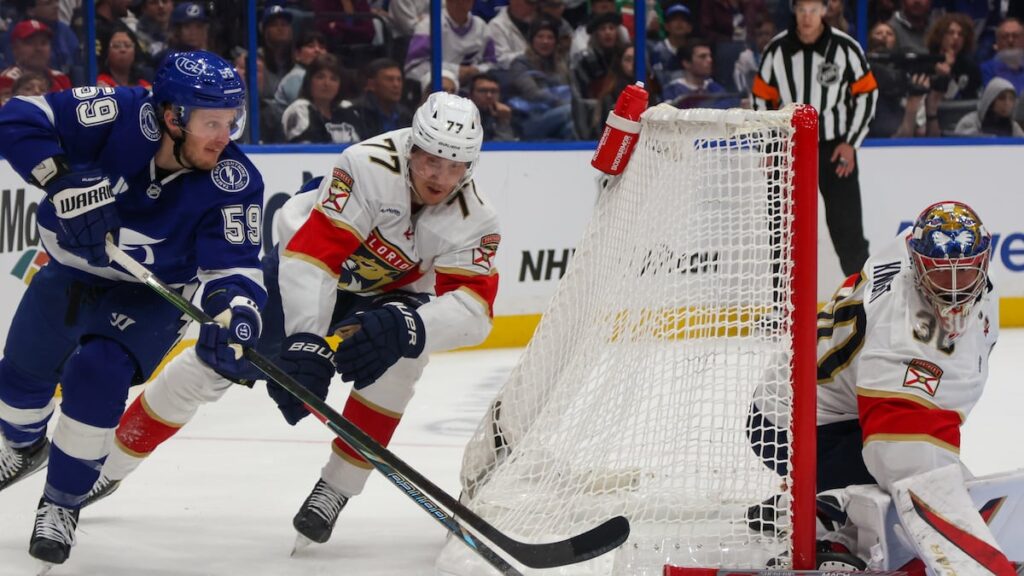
[892,464,1015,575]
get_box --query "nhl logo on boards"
[212,159,249,192]
[903,358,944,396]
[817,62,840,86]
[139,102,160,142]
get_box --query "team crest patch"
[322,168,353,214]
[211,159,249,192]
[817,62,840,86]
[472,233,501,271]
[139,102,160,142]
[903,358,944,396]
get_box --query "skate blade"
[36,561,55,576]
[290,533,313,556]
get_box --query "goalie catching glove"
[267,333,334,425]
[46,169,120,267]
[334,302,426,390]
[195,296,262,381]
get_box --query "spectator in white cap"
[0,19,71,106]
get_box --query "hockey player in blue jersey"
[0,50,266,567]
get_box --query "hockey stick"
[105,240,630,572]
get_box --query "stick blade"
[501,515,631,569]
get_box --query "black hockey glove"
[333,302,425,390]
[195,296,262,381]
[46,169,120,267]
[268,333,334,425]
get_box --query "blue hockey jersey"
[0,86,266,309]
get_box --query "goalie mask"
[152,50,247,141]
[907,201,991,341]
[406,92,483,203]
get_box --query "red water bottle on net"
[591,81,649,175]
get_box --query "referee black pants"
[819,139,870,277]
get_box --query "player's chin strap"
[103,237,630,575]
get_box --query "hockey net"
[436,104,819,575]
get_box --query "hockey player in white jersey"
[87,92,501,549]
[749,201,1017,574]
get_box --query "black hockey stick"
[105,240,630,572]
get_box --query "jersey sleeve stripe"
[855,386,966,420]
[436,270,499,317]
[858,394,962,451]
[816,301,866,382]
[283,209,363,275]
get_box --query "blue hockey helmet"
[907,201,991,340]
[152,50,246,140]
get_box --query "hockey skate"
[765,540,866,571]
[81,474,121,508]
[291,479,349,554]
[29,497,80,572]
[0,436,50,491]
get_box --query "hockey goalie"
[748,201,1022,574]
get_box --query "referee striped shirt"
[752,26,878,146]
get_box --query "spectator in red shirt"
[0,20,72,105]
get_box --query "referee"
[752,0,877,277]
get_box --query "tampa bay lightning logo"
[174,55,208,77]
[211,159,249,192]
[139,102,160,142]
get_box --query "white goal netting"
[437,105,813,575]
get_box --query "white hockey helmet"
[410,92,483,166]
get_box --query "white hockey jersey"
[816,229,998,491]
[276,129,501,354]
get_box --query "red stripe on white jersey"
[285,209,362,274]
[436,270,499,317]
[858,394,961,449]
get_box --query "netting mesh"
[438,105,802,575]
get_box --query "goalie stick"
[105,239,630,573]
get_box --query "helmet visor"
[181,105,246,141]
[409,150,469,200]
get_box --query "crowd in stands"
[2,0,1024,142]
